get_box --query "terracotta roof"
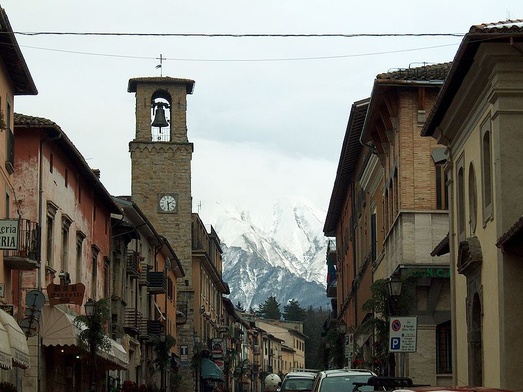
[14,113,120,214]
[0,8,37,95]
[128,76,195,94]
[422,20,523,137]
[14,113,61,129]
[323,98,369,236]
[469,19,523,33]
[496,215,523,248]
[376,62,452,82]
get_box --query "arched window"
[457,155,466,241]
[468,164,477,234]
[481,118,492,222]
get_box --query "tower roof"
[127,77,195,94]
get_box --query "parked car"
[279,370,318,392]
[311,368,377,392]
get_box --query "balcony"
[126,251,140,279]
[3,219,40,270]
[138,263,150,286]
[123,308,147,337]
[141,319,162,343]
[147,271,166,294]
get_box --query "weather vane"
[156,54,164,76]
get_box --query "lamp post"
[84,298,97,392]
[386,276,403,377]
[234,358,251,392]
[386,276,403,315]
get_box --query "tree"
[283,299,306,321]
[303,306,329,370]
[256,295,281,320]
[355,277,415,375]
[74,298,112,354]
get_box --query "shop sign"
[47,283,86,305]
[0,220,18,250]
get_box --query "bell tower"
[128,76,195,389]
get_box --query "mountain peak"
[196,197,329,309]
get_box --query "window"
[46,202,59,268]
[91,246,100,298]
[468,164,477,234]
[481,118,493,222]
[49,153,54,173]
[436,321,452,374]
[5,103,14,174]
[5,192,9,218]
[61,215,72,273]
[104,257,110,298]
[76,231,86,282]
[371,208,377,262]
[456,155,466,241]
[432,148,448,210]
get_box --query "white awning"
[41,305,82,347]
[99,339,129,370]
[0,321,12,370]
[41,305,129,370]
[0,309,30,368]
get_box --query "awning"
[201,358,225,382]
[0,309,30,368]
[41,305,129,369]
[98,339,129,370]
[0,321,12,370]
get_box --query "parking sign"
[389,316,417,352]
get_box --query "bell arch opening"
[151,90,172,141]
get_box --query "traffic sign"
[389,316,417,353]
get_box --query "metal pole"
[90,325,96,392]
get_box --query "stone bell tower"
[128,76,196,390]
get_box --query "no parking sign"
[389,316,417,352]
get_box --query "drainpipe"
[350,181,358,368]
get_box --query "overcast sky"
[4,0,522,224]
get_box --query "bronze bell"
[151,104,169,128]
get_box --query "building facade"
[325,63,453,386]
[0,6,37,390]
[422,20,523,390]
[112,196,185,392]
[13,114,126,392]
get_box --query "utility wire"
[17,42,461,62]
[10,31,466,38]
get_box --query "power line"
[11,31,465,38]
[16,42,461,63]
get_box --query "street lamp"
[387,276,403,298]
[234,358,251,392]
[84,298,97,392]
[386,276,403,377]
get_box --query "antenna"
[198,201,202,213]
[156,54,164,76]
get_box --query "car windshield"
[319,375,373,392]
[282,378,315,391]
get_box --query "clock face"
[158,194,177,212]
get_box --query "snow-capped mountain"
[197,197,331,310]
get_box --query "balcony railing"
[126,251,140,278]
[138,263,150,286]
[141,319,162,343]
[147,271,166,294]
[3,219,40,270]
[123,308,147,337]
